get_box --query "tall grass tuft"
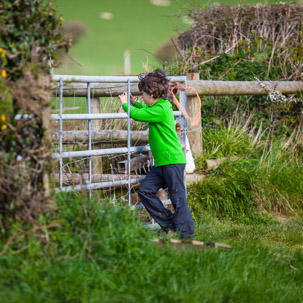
[190,113,303,218]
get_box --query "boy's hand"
[118,92,127,104]
[118,92,135,105]
[130,93,135,105]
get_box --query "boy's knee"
[138,185,147,199]
[138,184,157,200]
[138,186,143,198]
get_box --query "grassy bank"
[188,113,303,219]
[0,193,303,303]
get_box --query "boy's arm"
[133,101,147,109]
[119,92,147,108]
[122,103,164,123]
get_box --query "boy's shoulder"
[152,100,174,120]
[152,99,171,109]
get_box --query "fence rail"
[51,130,149,145]
[51,80,303,97]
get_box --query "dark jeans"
[138,164,194,237]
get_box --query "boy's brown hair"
[138,69,169,100]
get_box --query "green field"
[54,0,291,76]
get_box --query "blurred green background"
[54,0,293,76]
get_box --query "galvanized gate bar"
[16,112,184,121]
[51,75,187,83]
[56,177,145,193]
[179,83,188,193]
[51,111,183,120]
[87,82,92,187]
[51,145,151,159]
[127,79,131,206]
[59,78,63,188]
[179,83,187,146]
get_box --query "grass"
[55,0,193,75]
[189,112,303,218]
[54,0,295,76]
[1,192,303,303]
[194,212,303,250]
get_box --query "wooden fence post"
[186,73,203,156]
[91,97,103,174]
[42,107,51,197]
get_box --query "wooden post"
[42,107,51,197]
[186,73,203,156]
[51,130,149,145]
[91,97,103,174]
[91,97,101,130]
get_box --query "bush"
[164,3,303,133]
[175,3,303,81]
[0,0,69,228]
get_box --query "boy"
[118,69,194,240]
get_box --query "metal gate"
[51,75,187,206]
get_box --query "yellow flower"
[1,69,6,78]
[1,52,5,58]
[0,48,2,52]
[1,124,7,131]
[0,114,5,122]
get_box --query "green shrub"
[0,0,69,228]
[165,3,303,135]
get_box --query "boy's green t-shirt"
[122,99,186,167]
